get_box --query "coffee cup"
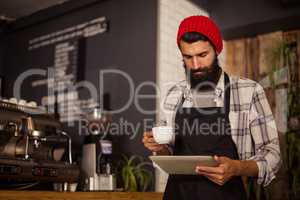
[152,126,174,144]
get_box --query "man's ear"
[178,39,186,51]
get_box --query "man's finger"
[214,155,229,164]
[143,137,156,144]
[147,138,156,143]
[203,173,224,185]
[146,143,163,149]
[148,145,165,152]
[144,131,153,137]
[195,168,224,182]
[196,166,225,174]
[205,175,223,186]
[200,171,223,181]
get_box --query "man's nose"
[191,56,200,69]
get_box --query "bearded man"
[143,15,281,200]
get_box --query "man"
[143,16,281,199]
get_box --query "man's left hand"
[195,155,241,186]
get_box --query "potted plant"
[116,154,153,192]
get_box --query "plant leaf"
[128,155,138,166]
[118,154,153,192]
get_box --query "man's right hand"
[142,131,170,155]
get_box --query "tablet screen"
[150,156,218,175]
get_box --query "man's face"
[179,40,216,78]
[179,40,216,80]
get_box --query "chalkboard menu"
[29,17,108,122]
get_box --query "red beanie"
[177,15,223,54]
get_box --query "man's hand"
[142,131,170,155]
[195,155,241,186]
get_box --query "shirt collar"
[215,71,224,98]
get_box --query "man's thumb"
[215,155,228,164]
[214,155,220,163]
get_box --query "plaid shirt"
[160,71,281,186]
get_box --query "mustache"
[187,67,212,74]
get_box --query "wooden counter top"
[0,190,163,200]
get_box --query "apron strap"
[224,72,231,118]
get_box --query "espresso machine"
[80,107,116,191]
[0,98,79,189]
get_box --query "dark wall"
[1,0,157,158]
[0,35,4,96]
[205,0,300,39]
[0,28,4,77]
[0,40,3,76]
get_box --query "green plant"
[286,42,300,198]
[244,40,288,200]
[117,154,153,192]
[286,131,300,198]
[249,39,300,200]
[284,41,300,199]
[245,178,271,200]
[269,40,287,88]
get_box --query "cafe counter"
[0,191,163,200]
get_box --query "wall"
[1,0,157,160]
[0,36,4,96]
[207,0,300,39]
[0,42,2,75]
[0,27,4,74]
[0,40,2,73]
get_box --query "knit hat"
[177,15,223,54]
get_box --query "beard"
[184,57,221,90]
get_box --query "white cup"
[152,126,174,144]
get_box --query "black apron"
[163,73,246,200]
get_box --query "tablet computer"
[149,155,218,175]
